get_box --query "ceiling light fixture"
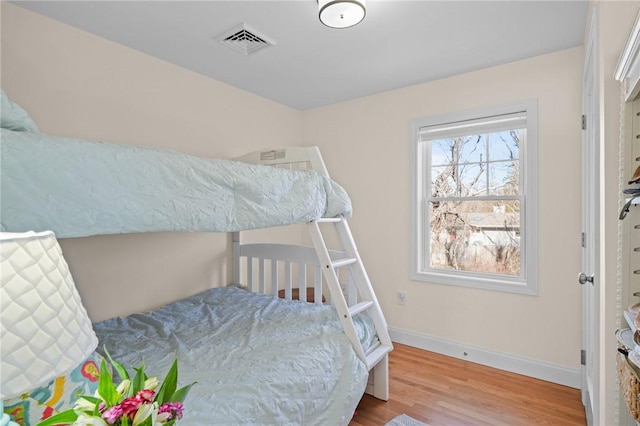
[318,0,366,29]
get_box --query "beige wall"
[1,3,302,321]
[2,1,595,386]
[303,48,584,373]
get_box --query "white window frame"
[410,100,538,295]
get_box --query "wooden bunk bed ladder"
[233,146,393,401]
[308,216,393,401]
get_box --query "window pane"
[458,135,486,163]
[431,139,453,166]
[431,165,457,197]
[488,130,520,161]
[488,160,519,196]
[459,163,487,196]
[431,136,487,167]
[428,200,521,276]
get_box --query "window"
[410,101,538,294]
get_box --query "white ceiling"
[14,1,589,111]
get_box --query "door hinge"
[582,114,586,130]
[581,349,586,366]
[581,232,586,248]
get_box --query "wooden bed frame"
[231,146,393,401]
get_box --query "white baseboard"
[389,326,581,389]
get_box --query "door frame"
[581,6,600,426]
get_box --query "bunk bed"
[0,91,392,425]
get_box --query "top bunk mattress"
[92,286,374,426]
[0,128,352,238]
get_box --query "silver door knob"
[578,272,594,285]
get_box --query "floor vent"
[218,23,276,56]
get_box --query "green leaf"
[155,359,178,405]
[34,409,78,426]
[170,382,197,403]
[104,345,130,382]
[98,358,118,406]
[132,364,147,395]
[80,396,101,405]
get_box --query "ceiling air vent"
[218,23,276,56]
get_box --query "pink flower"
[158,402,184,420]
[121,396,143,417]
[136,389,156,403]
[102,405,124,424]
[119,389,157,419]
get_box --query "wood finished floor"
[349,344,586,426]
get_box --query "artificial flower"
[116,379,131,396]
[131,402,156,426]
[73,397,96,413]
[102,404,124,424]
[158,402,183,421]
[143,377,160,391]
[35,348,196,426]
[73,414,108,426]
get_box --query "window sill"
[411,270,537,295]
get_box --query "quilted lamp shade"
[0,231,98,400]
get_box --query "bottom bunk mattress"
[92,286,375,426]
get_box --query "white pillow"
[0,89,39,132]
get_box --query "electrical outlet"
[397,291,407,305]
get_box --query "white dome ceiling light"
[318,0,366,29]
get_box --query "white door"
[580,7,600,426]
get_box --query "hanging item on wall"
[630,165,640,185]
[620,194,640,220]
[620,165,640,220]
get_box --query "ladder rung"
[349,301,374,316]
[331,257,357,268]
[365,344,392,369]
[315,217,342,223]
[366,340,381,355]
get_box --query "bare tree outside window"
[427,129,522,276]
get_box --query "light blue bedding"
[0,129,352,238]
[93,287,372,426]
